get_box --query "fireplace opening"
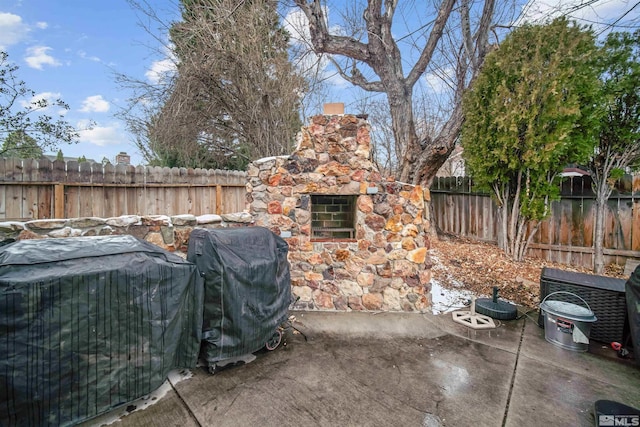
[311,195,356,240]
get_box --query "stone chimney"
[246,114,433,313]
[116,152,131,165]
[323,103,344,115]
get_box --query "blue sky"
[1,0,179,165]
[1,0,638,166]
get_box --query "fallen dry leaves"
[428,235,626,308]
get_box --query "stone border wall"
[0,212,253,257]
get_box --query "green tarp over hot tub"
[0,235,203,426]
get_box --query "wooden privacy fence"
[0,158,248,220]
[430,174,640,269]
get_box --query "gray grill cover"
[187,227,291,367]
[0,235,203,426]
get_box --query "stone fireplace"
[246,114,432,312]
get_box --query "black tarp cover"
[0,235,203,426]
[626,264,640,365]
[187,227,291,367]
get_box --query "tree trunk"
[513,215,528,261]
[410,104,464,186]
[497,204,508,252]
[508,171,523,258]
[494,184,509,252]
[593,185,611,274]
[590,151,617,273]
[389,90,418,183]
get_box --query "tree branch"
[474,0,496,70]
[460,0,476,69]
[294,0,370,62]
[328,57,385,92]
[384,0,398,22]
[406,0,456,87]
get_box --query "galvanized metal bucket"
[540,291,597,352]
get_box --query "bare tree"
[292,0,502,185]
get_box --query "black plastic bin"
[0,235,203,426]
[538,267,627,343]
[187,227,291,373]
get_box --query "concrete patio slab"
[290,311,448,340]
[423,307,526,354]
[80,384,200,427]
[171,333,515,427]
[81,311,639,427]
[520,318,640,387]
[505,354,640,427]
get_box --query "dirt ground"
[428,234,626,308]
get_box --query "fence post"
[54,183,65,219]
[216,184,222,214]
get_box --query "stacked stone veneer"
[0,212,253,257]
[247,114,433,312]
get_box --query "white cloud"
[35,21,48,30]
[77,122,123,147]
[78,50,101,62]
[24,45,61,69]
[517,0,639,31]
[282,6,343,44]
[20,91,68,115]
[0,12,29,49]
[283,8,312,46]
[79,95,110,113]
[76,119,93,129]
[145,57,176,85]
[423,66,455,94]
